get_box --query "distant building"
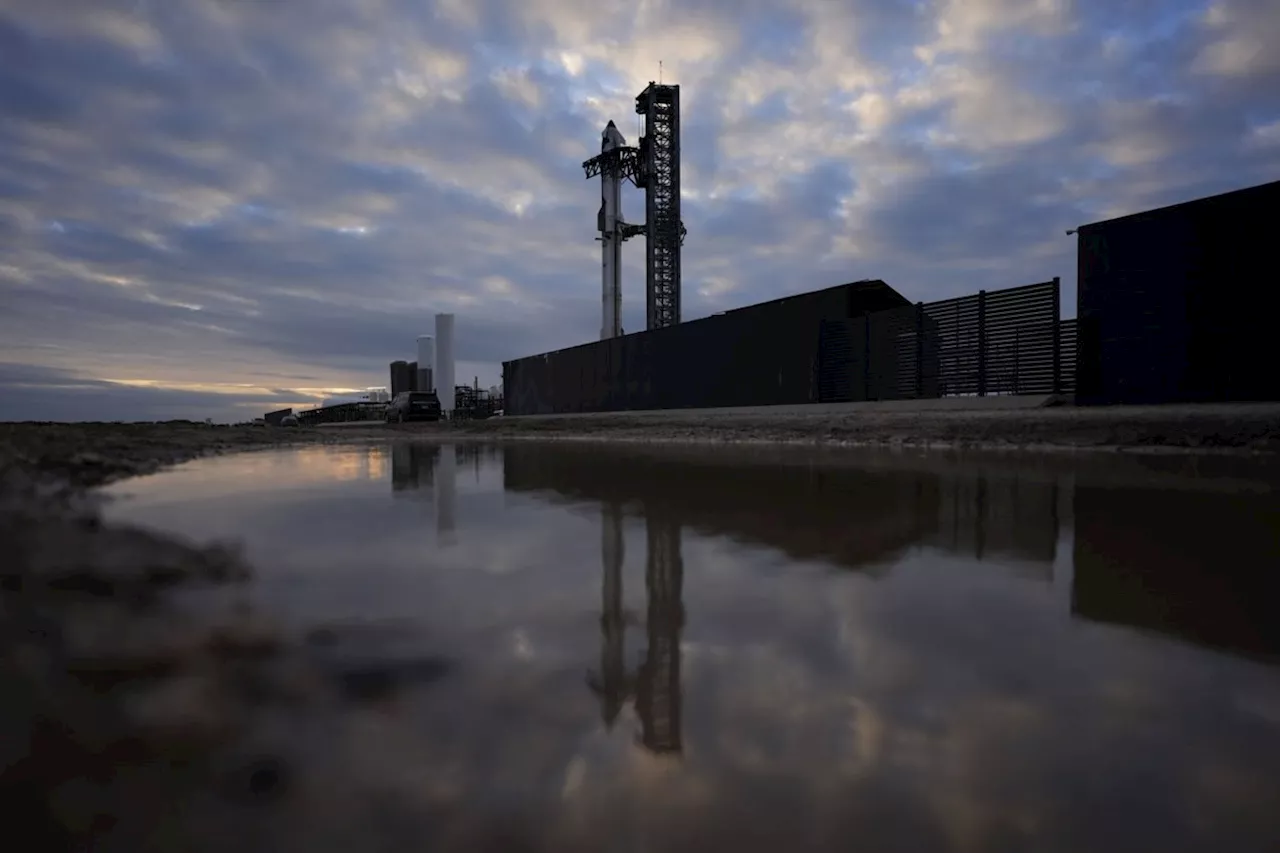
[390,361,413,397]
[264,407,293,426]
[319,389,389,408]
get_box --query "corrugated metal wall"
[1077,179,1280,405]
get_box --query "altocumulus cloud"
[0,0,1277,421]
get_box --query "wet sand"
[0,423,336,851]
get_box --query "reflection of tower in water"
[587,503,685,756]
[389,444,458,540]
[637,511,684,754]
[435,444,457,537]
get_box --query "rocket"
[599,120,626,340]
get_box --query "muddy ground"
[1,406,1279,851]
[7,401,1276,485]
[0,422,435,852]
[0,422,347,489]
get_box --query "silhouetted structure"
[389,360,414,397]
[1076,179,1280,405]
[295,401,386,425]
[504,278,1070,415]
[504,279,909,414]
[452,384,500,420]
[634,82,684,331]
[263,407,293,426]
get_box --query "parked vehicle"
[386,391,442,423]
[279,414,299,427]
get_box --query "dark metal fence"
[818,278,1066,402]
[1058,318,1077,395]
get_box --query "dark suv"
[386,391,441,423]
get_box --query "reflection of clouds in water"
[103,443,1280,852]
[300,554,1277,851]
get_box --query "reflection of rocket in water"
[435,444,457,537]
[587,503,684,755]
[589,502,630,725]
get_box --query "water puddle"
[99,442,1280,852]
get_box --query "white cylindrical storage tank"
[416,334,434,393]
[435,313,455,412]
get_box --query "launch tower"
[583,82,686,337]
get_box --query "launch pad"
[583,82,686,338]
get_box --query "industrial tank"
[416,334,434,393]
[435,314,455,412]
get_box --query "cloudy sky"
[2,0,1277,422]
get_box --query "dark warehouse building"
[1075,178,1280,405]
[504,275,1069,416]
[504,279,913,415]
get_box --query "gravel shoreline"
[2,405,1279,850]
[7,400,1273,490]
[440,401,1280,453]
